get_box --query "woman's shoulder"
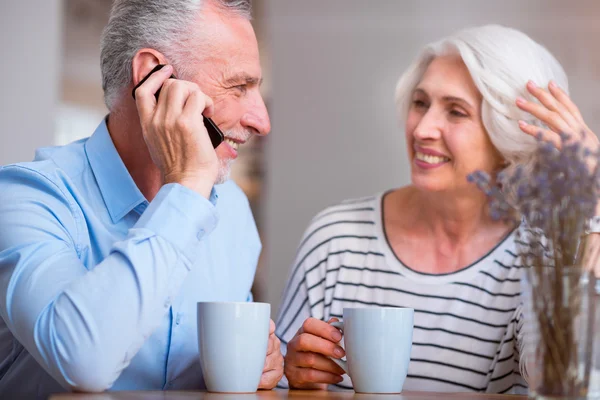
[312,193,381,221]
[297,193,384,251]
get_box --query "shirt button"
[197,229,205,240]
[164,298,171,308]
[175,313,182,325]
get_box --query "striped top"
[275,193,528,395]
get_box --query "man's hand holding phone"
[134,64,218,199]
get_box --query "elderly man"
[0,0,282,397]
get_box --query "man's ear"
[131,49,169,87]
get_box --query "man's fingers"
[269,319,276,335]
[263,346,284,372]
[259,345,284,390]
[134,64,173,120]
[266,333,280,355]
[258,368,284,390]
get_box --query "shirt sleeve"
[0,166,218,392]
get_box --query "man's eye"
[233,85,247,94]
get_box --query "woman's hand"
[516,80,598,152]
[284,318,346,389]
[518,80,600,263]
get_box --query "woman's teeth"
[225,138,239,150]
[415,152,450,164]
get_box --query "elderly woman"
[275,24,598,394]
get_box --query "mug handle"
[328,321,349,374]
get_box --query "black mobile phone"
[132,64,224,149]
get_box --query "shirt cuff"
[135,183,219,262]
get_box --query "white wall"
[0,1,63,165]
[263,0,600,317]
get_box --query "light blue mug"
[197,302,270,393]
[329,307,414,393]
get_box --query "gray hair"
[100,0,252,111]
[395,24,568,180]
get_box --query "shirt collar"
[85,118,146,223]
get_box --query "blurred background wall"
[0,0,598,318]
[1,1,62,164]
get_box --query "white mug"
[197,302,270,393]
[329,307,414,393]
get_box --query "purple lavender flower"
[468,131,600,266]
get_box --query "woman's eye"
[412,100,427,108]
[450,109,468,118]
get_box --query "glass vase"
[521,266,595,400]
[588,279,600,399]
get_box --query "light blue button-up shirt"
[0,119,261,398]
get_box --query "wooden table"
[50,389,527,400]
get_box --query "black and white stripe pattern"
[276,193,528,395]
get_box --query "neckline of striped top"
[374,190,518,285]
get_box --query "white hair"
[395,24,568,176]
[100,0,252,111]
